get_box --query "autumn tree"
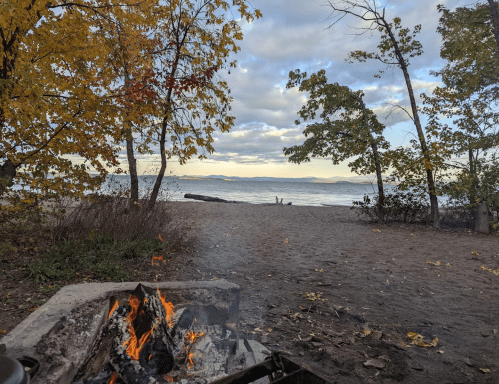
[105,0,261,208]
[94,3,159,205]
[422,3,499,215]
[326,0,441,226]
[486,0,499,66]
[284,69,391,221]
[0,0,152,201]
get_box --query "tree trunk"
[381,16,440,227]
[124,67,139,205]
[147,40,182,209]
[147,118,167,209]
[370,142,385,223]
[487,0,499,68]
[475,203,490,234]
[355,93,385,223]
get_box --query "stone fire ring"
[2,280,240,360]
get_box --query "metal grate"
[212,352,331,384]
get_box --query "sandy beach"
[1,201,497,383]
[167,202,498,383]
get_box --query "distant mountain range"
[175,174,389,184]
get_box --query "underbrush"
[352,189,430,224]
[352,189,498,231]
[0,188,186,284]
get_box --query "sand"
[1,201,497,383]
[168,202,498,383]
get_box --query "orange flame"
[108,301,119,319]
[122,295,153,360]
[157,288,174,327]
[108,372,118,384]
[187,352,194,368]
[185,331,205,344]
[158,234,163,242]
[151,255,164,266]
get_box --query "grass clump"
[28,235,163,283]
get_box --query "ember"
[108,301,119,319]
[151,255,164,266]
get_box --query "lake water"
[101,175,399,207]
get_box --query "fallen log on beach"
[184,194,292,205]
[184,193,249,204]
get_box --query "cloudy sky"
[136,0,475,179]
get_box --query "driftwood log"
[184,194,291,205]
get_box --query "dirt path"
[169,202,498,383]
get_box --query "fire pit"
[2,281,332,384]
[1,281,241,384]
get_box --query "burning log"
[73,284,205,384]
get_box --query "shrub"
[352,188,430,224]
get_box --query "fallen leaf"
[437,350,444,354]
[283,238,289,243]
[406,332,438,347]
[0,330,6,334]
[426,260,450,267]
[363,329,372,336]
[471,251,479,256]
[254,328,263,332]
[303,292,324,301]
[480,368,491,373]
[373,229,381,232]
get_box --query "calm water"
[101,175,398,207]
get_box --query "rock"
[371,331,383,340]
[363,359,386,369]
[463,357,473,367]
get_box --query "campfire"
[73,284,231,384]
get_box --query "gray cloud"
[116,0,476,175]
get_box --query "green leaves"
[284,69,390,177]
[422,2,499,210]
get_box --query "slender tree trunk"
[147,117,168,209]
[381,16,440,227]
[370,142,385,222]
[124,66,139,205]
[147,37,183,209]
[355,93,385,222]
[487,0,499,66]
